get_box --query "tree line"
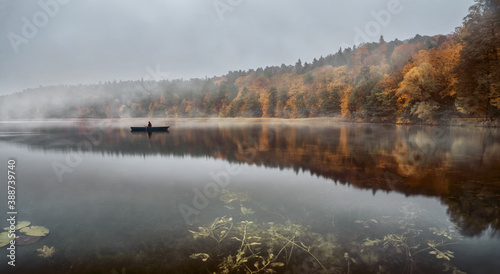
[1,0,498,123]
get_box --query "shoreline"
[1,117,499,128]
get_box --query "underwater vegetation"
[37,245,56,258]
[186,191,467,274]
[1,221,53,257]
[0,232,12,247]
[4,220,31,231]
[189,218,324,273]
[1,221,34,247]
[345,202,465,274]
[20,225,50,237]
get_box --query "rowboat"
[130,126,170,132]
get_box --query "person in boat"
[147,121,152,127]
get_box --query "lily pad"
[16,234,41,246]
[3,221,31,231]
[0,232,15,247]
[20,225,49,237]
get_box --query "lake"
[0,119,499,273]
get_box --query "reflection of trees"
[445,181,500,237]
[1,121,500,236]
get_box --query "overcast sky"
[0,0,474,95]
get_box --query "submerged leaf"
[190,253,210,262]
[364,239,381,247]
[270,262,285,267]
[241,206,255,215]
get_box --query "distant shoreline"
[1,117,499,128]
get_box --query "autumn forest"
[1,0,498,124]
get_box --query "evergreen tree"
[295,59,304,74]
[349,66,374,117]
[306,94,318,117]
[303,72,314,84]
[294,93,308,118]
[379,35,386,44]
[266,87,278,117]
[277,89,290,118]
[364,89,398,122]
[228,99,244,117]
[455,0,500,119]
[319,88,341,116]
[245,92,263,117]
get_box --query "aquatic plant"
[217,220,284,273]
[37,245,55,258]
[190,253,210,261]
[0,232,12,247]
[1,222,50,247]
[187,193,466,273]
[3,221,31,231]
[189,216,233,243]
[20,225,50,237]
[429,226,455,240]
[344,252,356,274]
[427,241,454,261]
[189,218,327,273]
[220,189,250,204]
[346,203,465,273]
[16,234,42,246]
[241,206,255,215]
[354,219,378,229]
[442,262,467,274]
[220,189,285,220]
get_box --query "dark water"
[0,119,499,274]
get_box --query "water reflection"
[131,129,169,140]
[1,119,499,239]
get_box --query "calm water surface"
[0,119,499,273]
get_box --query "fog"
[0,0,473,95]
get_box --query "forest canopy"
[1,0,498,123]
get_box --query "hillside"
[1,0,498,123]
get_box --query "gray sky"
[0,0,474,95]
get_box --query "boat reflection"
[131,129,169,139]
